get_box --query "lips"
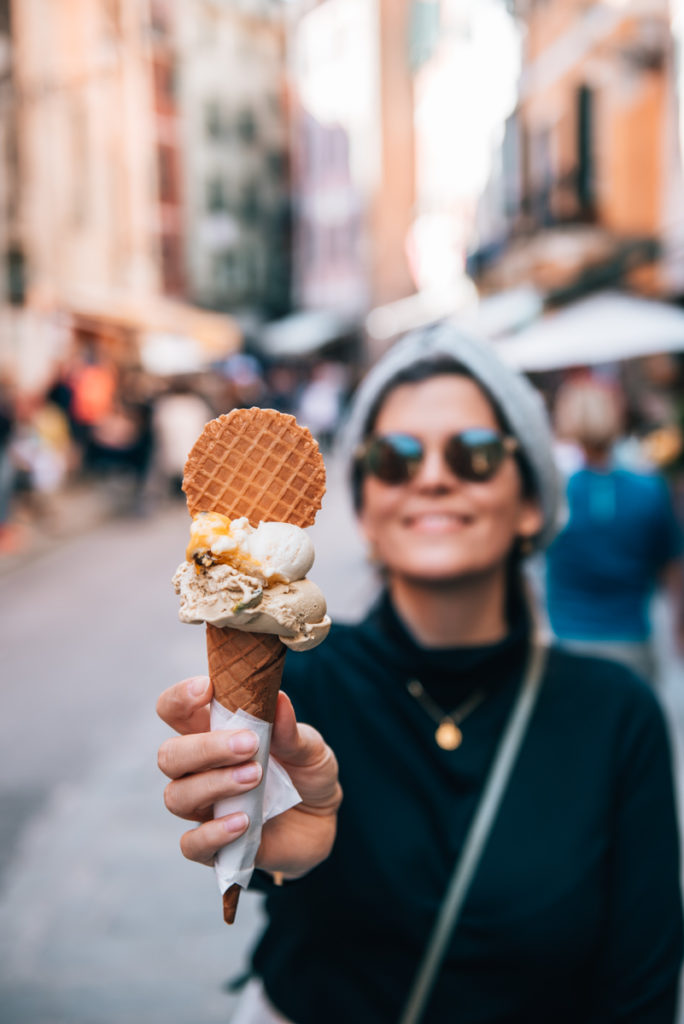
[403,511,474,533]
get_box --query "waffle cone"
[182,407,326,925]
[206,624,286,723]
[207,624,286,924]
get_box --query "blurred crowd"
[2,341,684,683]
[0,344,352,553]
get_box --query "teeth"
[410,514,466,529]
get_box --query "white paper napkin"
[209,700,302,893]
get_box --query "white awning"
[258,309,357,358]
[455,285,543,339]
[495,291,684,371]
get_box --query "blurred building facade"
[470,0,684,303]
[0,0,176,386]
[285,0,416,334]
[283,0,525,357]
[10,0,163,305]
[176,0,292,319]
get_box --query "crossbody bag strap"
[398,638,549,1024]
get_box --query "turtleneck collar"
[363,586,531,707]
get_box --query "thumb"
[270,691,300,758]
[271,691,333,771]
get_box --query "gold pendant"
[435,721,462,750]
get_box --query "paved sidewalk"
[0,476,173,578]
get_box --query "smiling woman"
[157,323,683,1024]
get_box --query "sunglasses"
[357,429,519,485]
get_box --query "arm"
[659,558,684,657]
[653,477,684,655]
[591,689,683,1022]
[157,675,343,880]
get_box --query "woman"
[157,325,683,1023]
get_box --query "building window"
[576,84,595,217]
[149,0,171,39]
[205,101,223,140]
[240,183,260,224]
[161,234,183,293]
[207,178,229,213]
[101,0,121,39]
[267,150,286,180]
[71,98,88,226]
[236,109,257,144]
[6,246,25,305]
[158,144,178,203]
[213,249,242,295]
[153,59,176,107]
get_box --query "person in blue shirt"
[546,376,684,681]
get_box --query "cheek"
[472,478,529,536]
[357,481,400,544]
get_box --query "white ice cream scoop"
[187,513,315,584]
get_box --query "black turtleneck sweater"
[250,593,683,1024]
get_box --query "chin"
[393,560,483,586]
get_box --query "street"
[0,458,370,1024]
[1,458,684,1023]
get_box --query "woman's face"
[358,375,543,586]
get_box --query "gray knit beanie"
[340,321,561,550]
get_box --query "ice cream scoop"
[187,512,315,584]
[173,560,331,651]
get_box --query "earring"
[517,536,534,558]
[366,540,384,568]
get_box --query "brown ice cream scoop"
[182,407,326,923]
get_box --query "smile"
[404,512,473,533]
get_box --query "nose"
[412,443,458,490]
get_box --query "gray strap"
[398,640,548,1024]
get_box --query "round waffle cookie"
[183,407,326,527]
[181,407,326,925]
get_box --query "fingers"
[164,759,262,821]
[158,728,259,780]
[156,676,212,735]
[180,813,250,865]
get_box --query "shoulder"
[615,467,671,502]
[543,644,669,747]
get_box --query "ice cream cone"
[181,408,326,925]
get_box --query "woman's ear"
[517,499,544,547]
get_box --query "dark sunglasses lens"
[446,429,506,481]
[366,434,423,483]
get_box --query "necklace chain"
[406,679,486,750]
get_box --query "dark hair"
[350,355,536,511]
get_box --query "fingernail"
[223,812,249,835]
[188,677,206,697]
[229,731,258,755]
[233,763,261,785]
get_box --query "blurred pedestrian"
[546,377,684,681]
[158,325,682,1024]
[296,362,346,450]
[152,378,213,498]
[9,391,70,530]
[0,372,18,551]
[68,346,118,470]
